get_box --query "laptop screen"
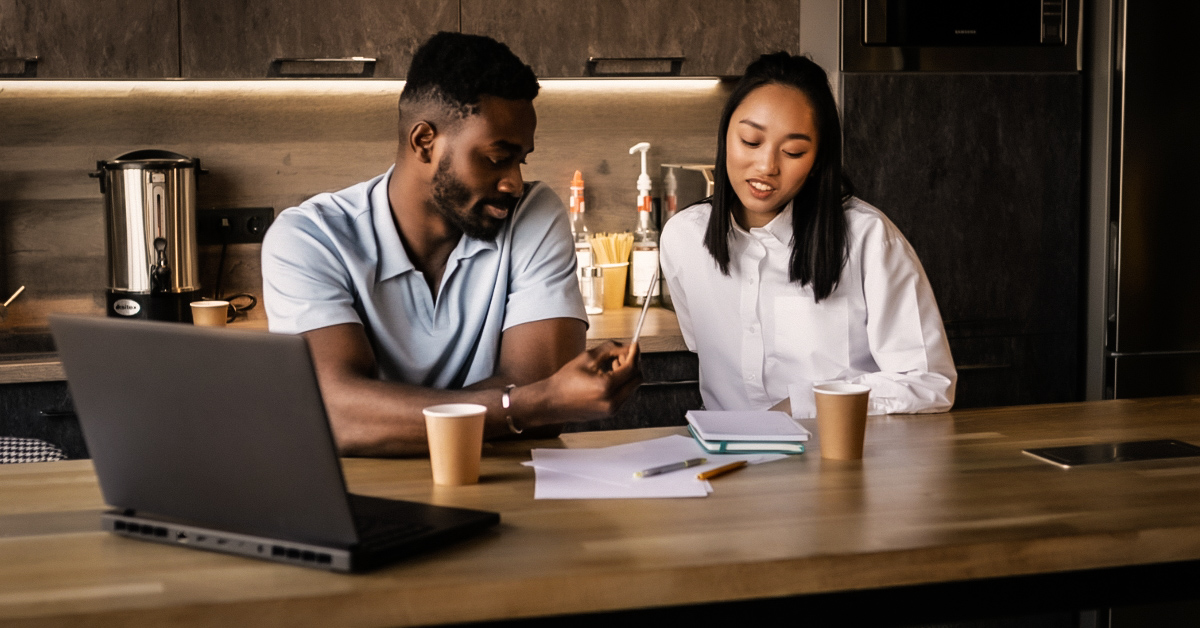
[50,315,360,547]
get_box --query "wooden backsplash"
[0,80,729,329]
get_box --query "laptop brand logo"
[113,299,141,316]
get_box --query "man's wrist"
[501,384,522,434]
[501,381,553,434]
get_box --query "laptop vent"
[272,545,332,565]
[113,520,167,537]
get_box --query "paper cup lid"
[422,403,488,418]
[812,382,870,395]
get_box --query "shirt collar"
[373,166,414,282]
[373,166,501,282]
[731,199,794,246]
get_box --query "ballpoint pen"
[633,457,706,478]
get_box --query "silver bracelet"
[502,384,522,434]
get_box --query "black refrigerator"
[1105,2,1200,398]
[839,0,1084,408]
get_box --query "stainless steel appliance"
[844,0,1080,72]
[1104,3,1200,398]
[90,150,203,322]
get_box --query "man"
[262,32,639,456]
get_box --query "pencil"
[695,460,748,480]
[627,264,659,361]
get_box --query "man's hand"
[305,322,641,455]
[524,340,642,424]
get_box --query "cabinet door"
[842,73,1083,408]
[461,0,799,77]
[0,0,178,78]
[180,0,458,78]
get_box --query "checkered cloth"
[0,437,66,464]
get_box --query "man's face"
[428,96,536,241]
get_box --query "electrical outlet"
[197,207,274,245]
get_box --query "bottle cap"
[571,170,584,188]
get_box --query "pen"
[634,457,707,478]
[696,460,748,480]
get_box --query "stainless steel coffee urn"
[90,150,203,322]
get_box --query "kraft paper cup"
[422,403,487,486]
[597,262,628,311]
[813,383,871,460]
[190,300,230,327]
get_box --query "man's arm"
[466,317,585,390]
[307,320,638,457]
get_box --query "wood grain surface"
[0,304,685,384]
[585,306,685,352]
[2,396,1200,626]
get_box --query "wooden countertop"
[4,396,1200,626]
[0,308,686,384]
[585,306,686,352]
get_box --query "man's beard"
[430,154,519,241]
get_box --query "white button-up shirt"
[660,198,956,417]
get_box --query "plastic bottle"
[627,142,659,306]
[660,166,679,310]
[663,166,678,223]
[568,170,592,270]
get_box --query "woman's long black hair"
[703,52,854,303]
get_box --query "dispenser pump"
[629,142,652,212]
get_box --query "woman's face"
[725,83,819,229]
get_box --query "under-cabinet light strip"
[0,78,723,97]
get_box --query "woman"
[660,52,956,418]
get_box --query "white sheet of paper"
[524,435,785,500]
[530,466,711,499]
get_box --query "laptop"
[49,315,499,572]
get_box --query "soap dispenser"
[628,142,659,306]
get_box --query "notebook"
[686,410,810,455]
[49,315,499,573]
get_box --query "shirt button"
[748,277,756,285]
[746,374,756,381]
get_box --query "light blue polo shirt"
[262,167,586,389]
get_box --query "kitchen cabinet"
[0,0,178,78]
[843,73,1083,408]
[0,381,86,459]
[564,350,700,432]
[5,0,800,80]
[461,0,800,77]
[179,0,458,78]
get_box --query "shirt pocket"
[772,293,850,374]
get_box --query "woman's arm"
[848,214,957,415]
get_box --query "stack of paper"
[524,435,783,499]
[686,410,810,454]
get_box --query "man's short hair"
[400,32,539,121]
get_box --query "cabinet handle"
[0,57,39,78]
[268,57,377,78]
[586,56,684,77]
[38,409,77,420]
